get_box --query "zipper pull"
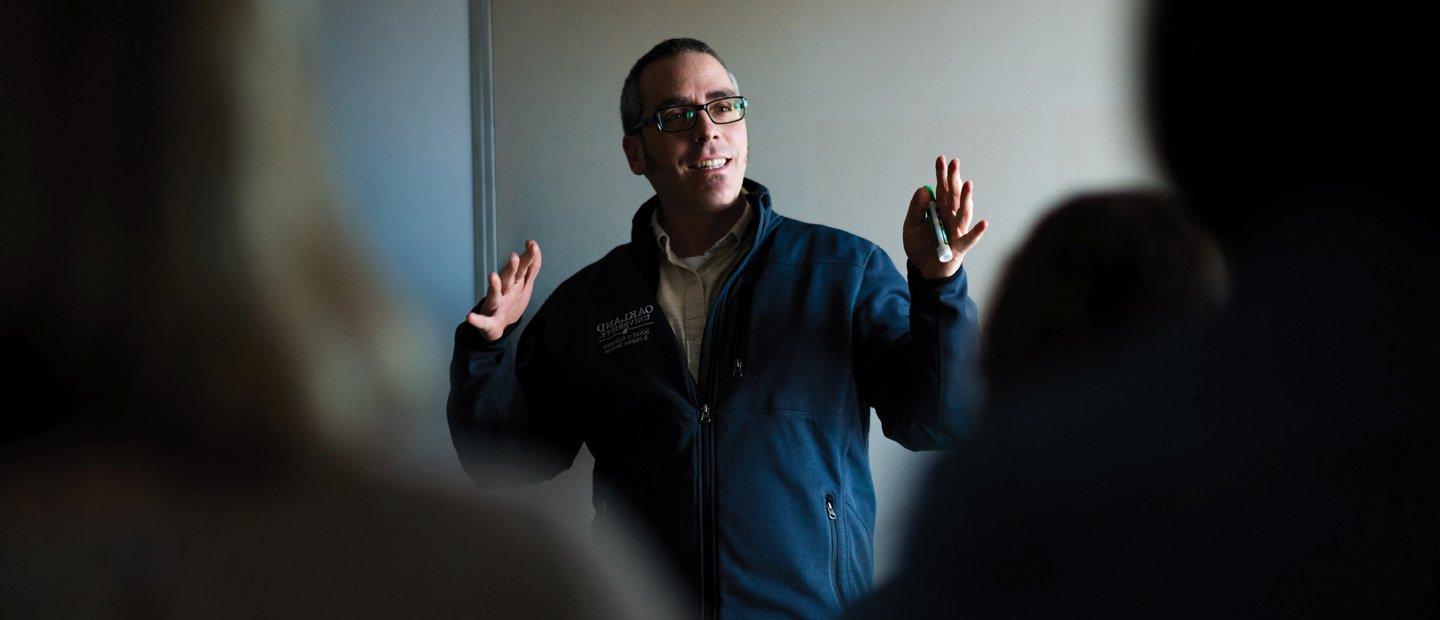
[732,358,744,378]
[826,496,836,520]
[700,404,711,423]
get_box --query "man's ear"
[622,134,647,176]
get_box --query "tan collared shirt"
[651,199,755,382]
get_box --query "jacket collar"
[629,178,777,262]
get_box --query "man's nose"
[691,111,721,142]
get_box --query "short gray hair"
[620,38,737,134]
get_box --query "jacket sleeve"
[853,246,984,450]
[446,302,584,489]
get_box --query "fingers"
[487,243,542,305]
[478,272,503,314]
[927,155,966,233]
[953,219,988,256]
[506,240,545,289]
[928,155,983,256]
[467,241,541,339]
[521,240,543,285]
[468,275,501,333]
[501,252,521,292]
[933,155,948,201]
[907,186,931,218]
[957,179,974,234]
[946,159,962,218]
[931,154,963,209]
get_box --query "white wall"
[489,0,1160,579]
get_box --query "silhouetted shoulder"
[0,460,667,618]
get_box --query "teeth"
[694,158,727,170]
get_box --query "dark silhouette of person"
[981,190,1226,389]
[855,1,1436,616]
[0,2,672,616]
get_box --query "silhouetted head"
[982,190,1226,384]
[1,1,417,472]
[1146,2,1425,239]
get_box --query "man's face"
[623,52,748,214]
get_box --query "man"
[449,38,988,617]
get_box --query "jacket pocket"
[825,492,846,609]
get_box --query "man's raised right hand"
[467,240,542,341]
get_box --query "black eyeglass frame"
[627,95,749,134]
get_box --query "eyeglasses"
[629,95,749,133]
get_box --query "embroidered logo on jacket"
[596,304,655,354]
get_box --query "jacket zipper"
[695,204,766,619]
[694,401,714,619]
[697,311,722,619]
[698,310,722,619]
[826,493,845,608]
[700,271,745,617]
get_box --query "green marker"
[924,185,953,263]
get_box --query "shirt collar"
[650,189,753,257]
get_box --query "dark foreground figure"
[858,2,1438,616]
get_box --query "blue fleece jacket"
[448,179,982,618]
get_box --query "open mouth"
[688,157,731,171]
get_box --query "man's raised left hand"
[903,155,988,280]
